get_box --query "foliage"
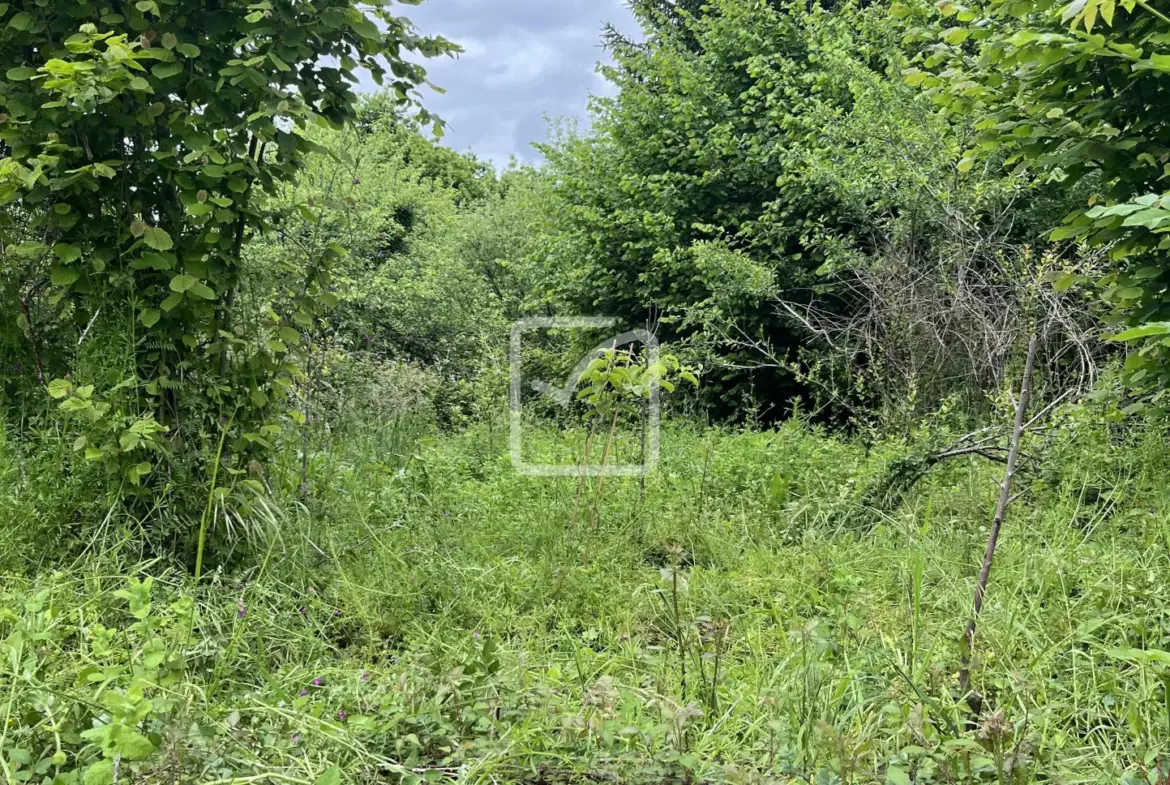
[5,408,1170,782]
[0,0,454,517]
[540,0,1019,416]
[910,0,1170,401]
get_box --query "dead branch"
[958,332,1039,716]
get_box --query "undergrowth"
[2,411,1170,784]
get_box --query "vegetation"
[3,0,1170,783]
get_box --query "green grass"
[2,413,1170,784]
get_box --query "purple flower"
[291,734,300,744]
[218,416,228,425]
[360,672,370,682]
[312,678,323,687]
[299,689,308,697]
[353,177,361,185]
[299,483,308,495]
[298,607,307,616]
[332,609,341,618]
[237,605,247,618]
[337,709,348,722]
[473,632,480,640]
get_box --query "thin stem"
[959,334,1039,711]
[590,411,620,530]
[1136,0,1170,26]
[194,413,234,582]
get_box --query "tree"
[542,0,984,417]
[912,0,1170,401]
[0,0,454,510]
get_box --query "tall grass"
[1,409,1169,783]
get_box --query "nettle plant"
[0,1,454,510]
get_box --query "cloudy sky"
[372,0,642,167]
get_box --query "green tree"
[0,0,454,510]
[914,0,1170,400]
[541,0,979,416]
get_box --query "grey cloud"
[359,0,641,167]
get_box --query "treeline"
[2,0,1169,553]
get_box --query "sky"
[370,0,643,167]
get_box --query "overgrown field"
[2,412,1169,785]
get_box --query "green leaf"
[152,62,183,79]
[169,274,197,293]
[50,267,80,286]
[160,292,183,312]
[1147,54,1170,74]
[6,66,37,80]
[47,379,72,399]
[942,26,971,45]
[886,765,911,785]
[144,227,174,250]
[54,243,81,263]
[83,760,114,785]
[7,12,32,31]
[116,731,155,761]
[313,765,343,785]
[189,282,216,300]
[1103,646,1170,667]
[1050,224,1084,241]
[139,309,161,328]
[176,43,200,58]
[1109,322,1170,342]
[351,14,380,40]
[1114,286,1144,300]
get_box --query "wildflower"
[299,483,308,495]
[312,677,323,687]
[299,689,308,697]
[353,177,361,185]
[218,416,228,425]
[360,672,370,682]
[337,709,348,722]
[473,632,480,640]
[298,607,307,616]
[332,609,341,618]
[237,605,247,618]
[291,734,300,744]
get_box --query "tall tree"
[544,0,959,415]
